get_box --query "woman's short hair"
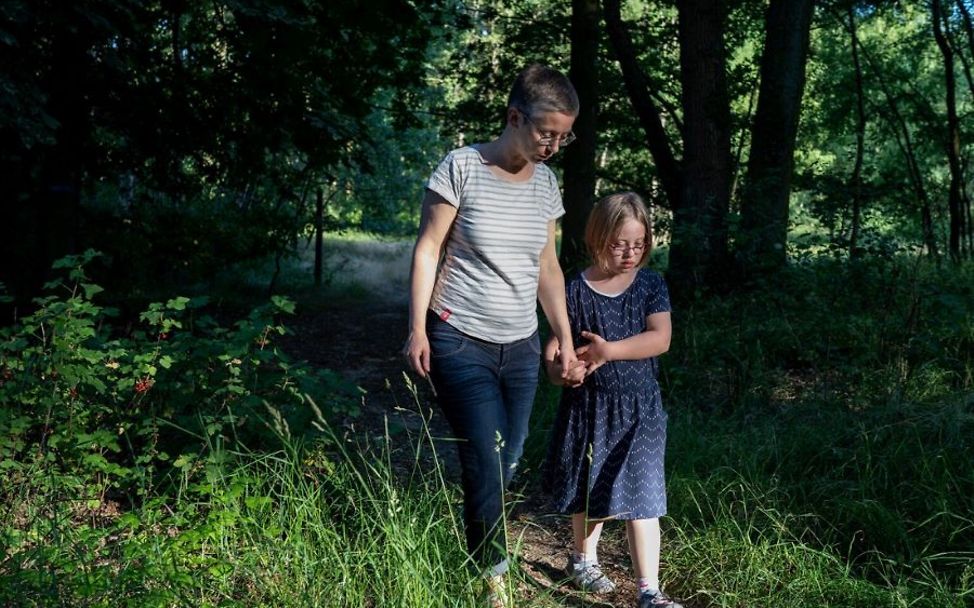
[585,192,653,272]
[507,64,579,118]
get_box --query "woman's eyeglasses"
[519,109,576,148]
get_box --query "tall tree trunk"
[737,0,816,273]
[670,0,732,290]
[603,0,682,209]
[561,0,601,272]
[848,5,866,259]
[932,0,965,262]
[605,0,735,295]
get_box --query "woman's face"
[514,109,576,163]
[604,218,647,274]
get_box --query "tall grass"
[659,401,973,607]
[2,392,486,607]
[4,254,973,607]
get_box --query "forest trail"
[279,239,669,607]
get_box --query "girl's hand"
[576,330,612,372]
[403,331,431,378]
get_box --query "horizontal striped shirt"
[427,146,565,343]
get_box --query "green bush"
[0,250,363,605]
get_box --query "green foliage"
[530,254,974,605]
[0,0,449,300]
[0,351,478,606]
[663,398,973,607]
[0,251,362,605]
[665,256,974,412]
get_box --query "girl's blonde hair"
[584,191,653,272]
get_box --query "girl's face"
[604,218,647,274]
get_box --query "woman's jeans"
[427,312,541,576]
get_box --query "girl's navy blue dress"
[544,268,671,520]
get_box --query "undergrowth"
[1,252,972,606]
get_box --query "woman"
[404,64,580,602]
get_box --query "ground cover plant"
[0,251,971,607]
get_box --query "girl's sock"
[572,551,595,567]
[637,578,658,594]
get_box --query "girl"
[543,192,682,608]
[404,64,581,607]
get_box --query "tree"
[0,0,440,306]
[736,0,816,273]
[603,0,731,294]
[932,0,968,261]
[847,3,867,258]
[671,0,733,290]
[561,0,601,271]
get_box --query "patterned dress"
[544,268,672,519]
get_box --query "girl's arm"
[404,190,458,378]
[576,311,672,371]
[537,219,577,379]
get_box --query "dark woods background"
[1,2,974,605]
[4,0,974,309]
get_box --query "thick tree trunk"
[561,0,601,272]
[932,0,965,262]
[737,0,815,273]
[670,0,732,290]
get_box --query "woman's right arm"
[405,189,458,378]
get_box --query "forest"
[1,0,972,606]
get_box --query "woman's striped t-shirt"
[426,146,565,343]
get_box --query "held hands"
[546,330,613,388]
[549,348,587,388]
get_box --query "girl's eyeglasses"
[609,242,646,255]
[519,109,576,148]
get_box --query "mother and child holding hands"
[404,64,681,608]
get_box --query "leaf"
[81,283,104,299]
[166,297,190,311]
[271,295,296,314]
[244,496,272,509]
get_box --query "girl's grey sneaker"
[566,557,616,593]
[637,589,683,608]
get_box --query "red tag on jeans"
[439,309,452,321]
